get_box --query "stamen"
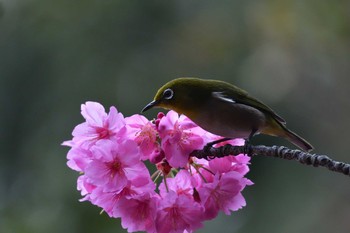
[163,173,169,192]
[151,170,161,180]
[200,166,215,175]
[153,171,162,183]
[191,164,208,183]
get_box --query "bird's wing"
[212,88,286,124]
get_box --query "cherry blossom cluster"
[62,101,252,233]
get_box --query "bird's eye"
[163,88,174,100]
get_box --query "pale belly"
[189,103,267,139]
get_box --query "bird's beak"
[141,100,159,113]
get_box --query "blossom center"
[108,160,123,178]
[135,124,156,143]
[96,126,111,139]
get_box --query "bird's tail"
[282,127,314,152]
[262,119,314,152]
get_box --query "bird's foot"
[203,138,232,160]
[243,139,254,156]
[243,128,257,156]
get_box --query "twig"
[190,145,350,176]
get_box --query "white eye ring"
[163,88,174,100]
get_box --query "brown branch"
[190,145,350,176]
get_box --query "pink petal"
[107,106,125,132]
[116,194,157,232]
[81,101,107,126]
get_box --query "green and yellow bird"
[142,77,313,152]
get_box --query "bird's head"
[141,77,211,115]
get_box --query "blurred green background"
[1,0,350,232]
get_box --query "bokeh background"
[1,0,350,232]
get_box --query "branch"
[190,145,350,176]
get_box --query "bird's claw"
[203,138,232,160]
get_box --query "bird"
[142,77,313,152]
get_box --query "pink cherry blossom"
[158,111,205,168]
[89,179,156,218]
[159,170,194,198]
[156,191,204,233]
[63,102,126,149]
[207,154,250,175]
[66,147,92,172]
[199,171,251,219]
[189,158,216,186]
[114,193,158,232]
[125,114,159,160]
[85,139,148,192]
[227,154,252,175]
[77,175,96,201]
